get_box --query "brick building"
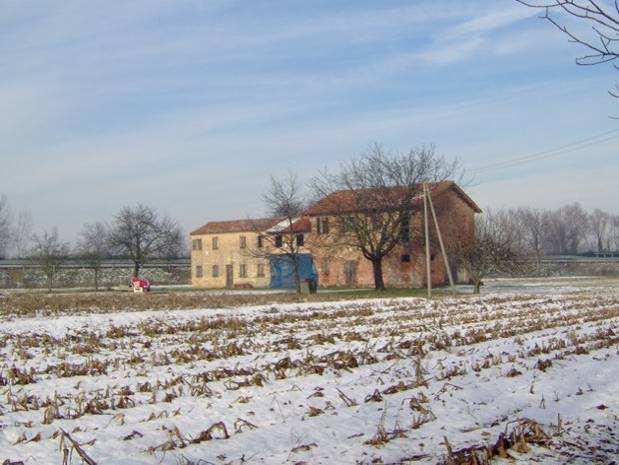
[190,181,480,289]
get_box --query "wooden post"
[426,184,456,294]
[423,183,432,298]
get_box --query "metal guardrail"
[0,258,191,269]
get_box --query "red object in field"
[131,276,151,292]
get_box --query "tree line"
[495,204,619,258]
[0,200,182,291]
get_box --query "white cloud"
[445,6,536,38]
[417,37,485,65]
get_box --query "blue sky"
[2,0,618,238]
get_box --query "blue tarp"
[269,254,318,289]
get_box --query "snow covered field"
[0,293,617,464]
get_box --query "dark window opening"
[340,215,354,233]
[400,216,410,243]
[317,217,330,235]
[296,234,304,247]
[275,235,283,248]
[401,254,411,263]
[257,235,264,248]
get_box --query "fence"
[0,259,190,289]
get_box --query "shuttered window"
[317,217,330,235]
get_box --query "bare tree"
[30,228,71,292]
[77,222,110,290]
[516,1,619,95]
[311,143,460,291]
[588,208,613,252]
[108,204,182,278]
[544,203,589,254]
[11,210,33,259]
[449,210,522,294]
[0,195,11,259]
[247,173,307,293]
[563,203,590,253]
[516,207,549,273]
[611,214,619,250]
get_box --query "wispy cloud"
[445,5,537,38]
[1,0,616,236]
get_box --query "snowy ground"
[0,293,617,465]
[466,276,619,296]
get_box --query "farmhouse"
[190,181,480,289]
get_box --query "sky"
[2,0,618,239]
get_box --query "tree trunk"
[293,255,301,294]
[133,261,140,278]
[371,258,386,291]
[473,278,483,294]
[94,268,100,291]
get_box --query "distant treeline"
[489,203,618,258]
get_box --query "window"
[400,216,411,243]
[257,235,264,248]
[296,234,304,247]
[275,235,283,248]
[239,264,247,278]
[341,216,355,233]
[400,254,411,263]
[195,265,203,277]
[239,235,247,249]
[212,237,219,250]
[212,265,219,278]
[317,217,330,235]
[192,238,202,251]
[257,263,265,277]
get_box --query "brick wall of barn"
[307,189,476,288]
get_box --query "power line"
[469,128,619,174]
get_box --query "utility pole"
[426,184,456,294]
[423,183,432,298]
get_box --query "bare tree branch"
[311,143,461,290]
[108,204,182,278]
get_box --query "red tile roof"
[190,217,282,236]
[190,216,312,236]
[304,181,481,216]
[266,217,312,234]
[191,182,480,236]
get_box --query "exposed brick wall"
[307,189,476,288]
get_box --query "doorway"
[344,261,358,287]
[226,264,234,289]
